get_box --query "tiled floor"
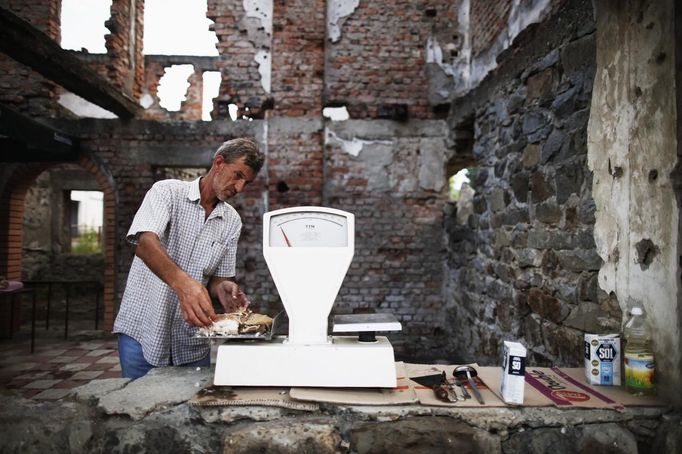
[0,321,120,400]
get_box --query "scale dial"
[269,211,348,247]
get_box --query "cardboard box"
[501,341,526,405]
[584,334,621,386]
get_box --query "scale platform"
[213,207,402,388]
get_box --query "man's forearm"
[135,231,192,292]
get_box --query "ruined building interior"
[0,0,681,429]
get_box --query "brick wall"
[0,0,60,117]
[322,120,450,358]
[271,0,325,117]
[207,0,271,119]
[470,0,511,57]
[325,0,460,119]
[105,0,145,100]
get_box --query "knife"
[454,365,485,405]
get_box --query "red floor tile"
[85,362,115,371]
[63,349,89,357]
[20,388,43,399]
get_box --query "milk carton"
[500,341,526,405]
[584,333,621,386]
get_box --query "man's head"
[214,138,264,174]
[208,138,264,202]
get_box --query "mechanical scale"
[213,206,401,387]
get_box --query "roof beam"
[0,104,79,162]
[0,6,140,119]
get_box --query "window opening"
[70,190,103,254]
[157,65,194,111]
[202,71,221,121]
[449,168,471,201]
[144,0,218,56]
[448,168,477,226]
[323,106,350,121]
[228,104,239,121]
[61,0,112,53]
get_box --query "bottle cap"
[631,307,643,315]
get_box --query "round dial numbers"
[269,211,348,247]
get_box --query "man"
[114,137,265,379]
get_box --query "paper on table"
[290,362,418,405]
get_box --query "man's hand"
[213,279,251,313]
[175,277,217,327]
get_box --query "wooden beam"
[0,6,140,119]
[0,104,79,162]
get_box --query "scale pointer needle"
[280,227,292,247]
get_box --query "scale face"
[268,211,349,247]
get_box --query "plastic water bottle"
[623,307,656,396]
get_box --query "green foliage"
[72,228,102,254]
[449,175,460,202]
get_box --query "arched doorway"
[0,155,117,336]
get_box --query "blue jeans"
[118,333,210,379]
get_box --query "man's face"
[212,155,256,201]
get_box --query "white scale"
[214,206,401,387]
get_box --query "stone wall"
[1,367,679,454]
[443,0,609,366]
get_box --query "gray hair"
[214,138,264,173]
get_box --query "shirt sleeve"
[126,182,172,245]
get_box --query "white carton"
[584,333,621,385]
[500,341,526,405]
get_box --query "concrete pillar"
[587,0,681,402]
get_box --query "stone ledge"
[0,366,679,453]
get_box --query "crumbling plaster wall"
[207,0,273,119]
[325,0,461,118]
[140,56,220,121]
[587,0,681,401]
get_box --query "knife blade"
[465,369,485,404]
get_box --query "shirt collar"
[188,177,225,219]
[188,177,201,202]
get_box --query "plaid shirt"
[113,178,242,366]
